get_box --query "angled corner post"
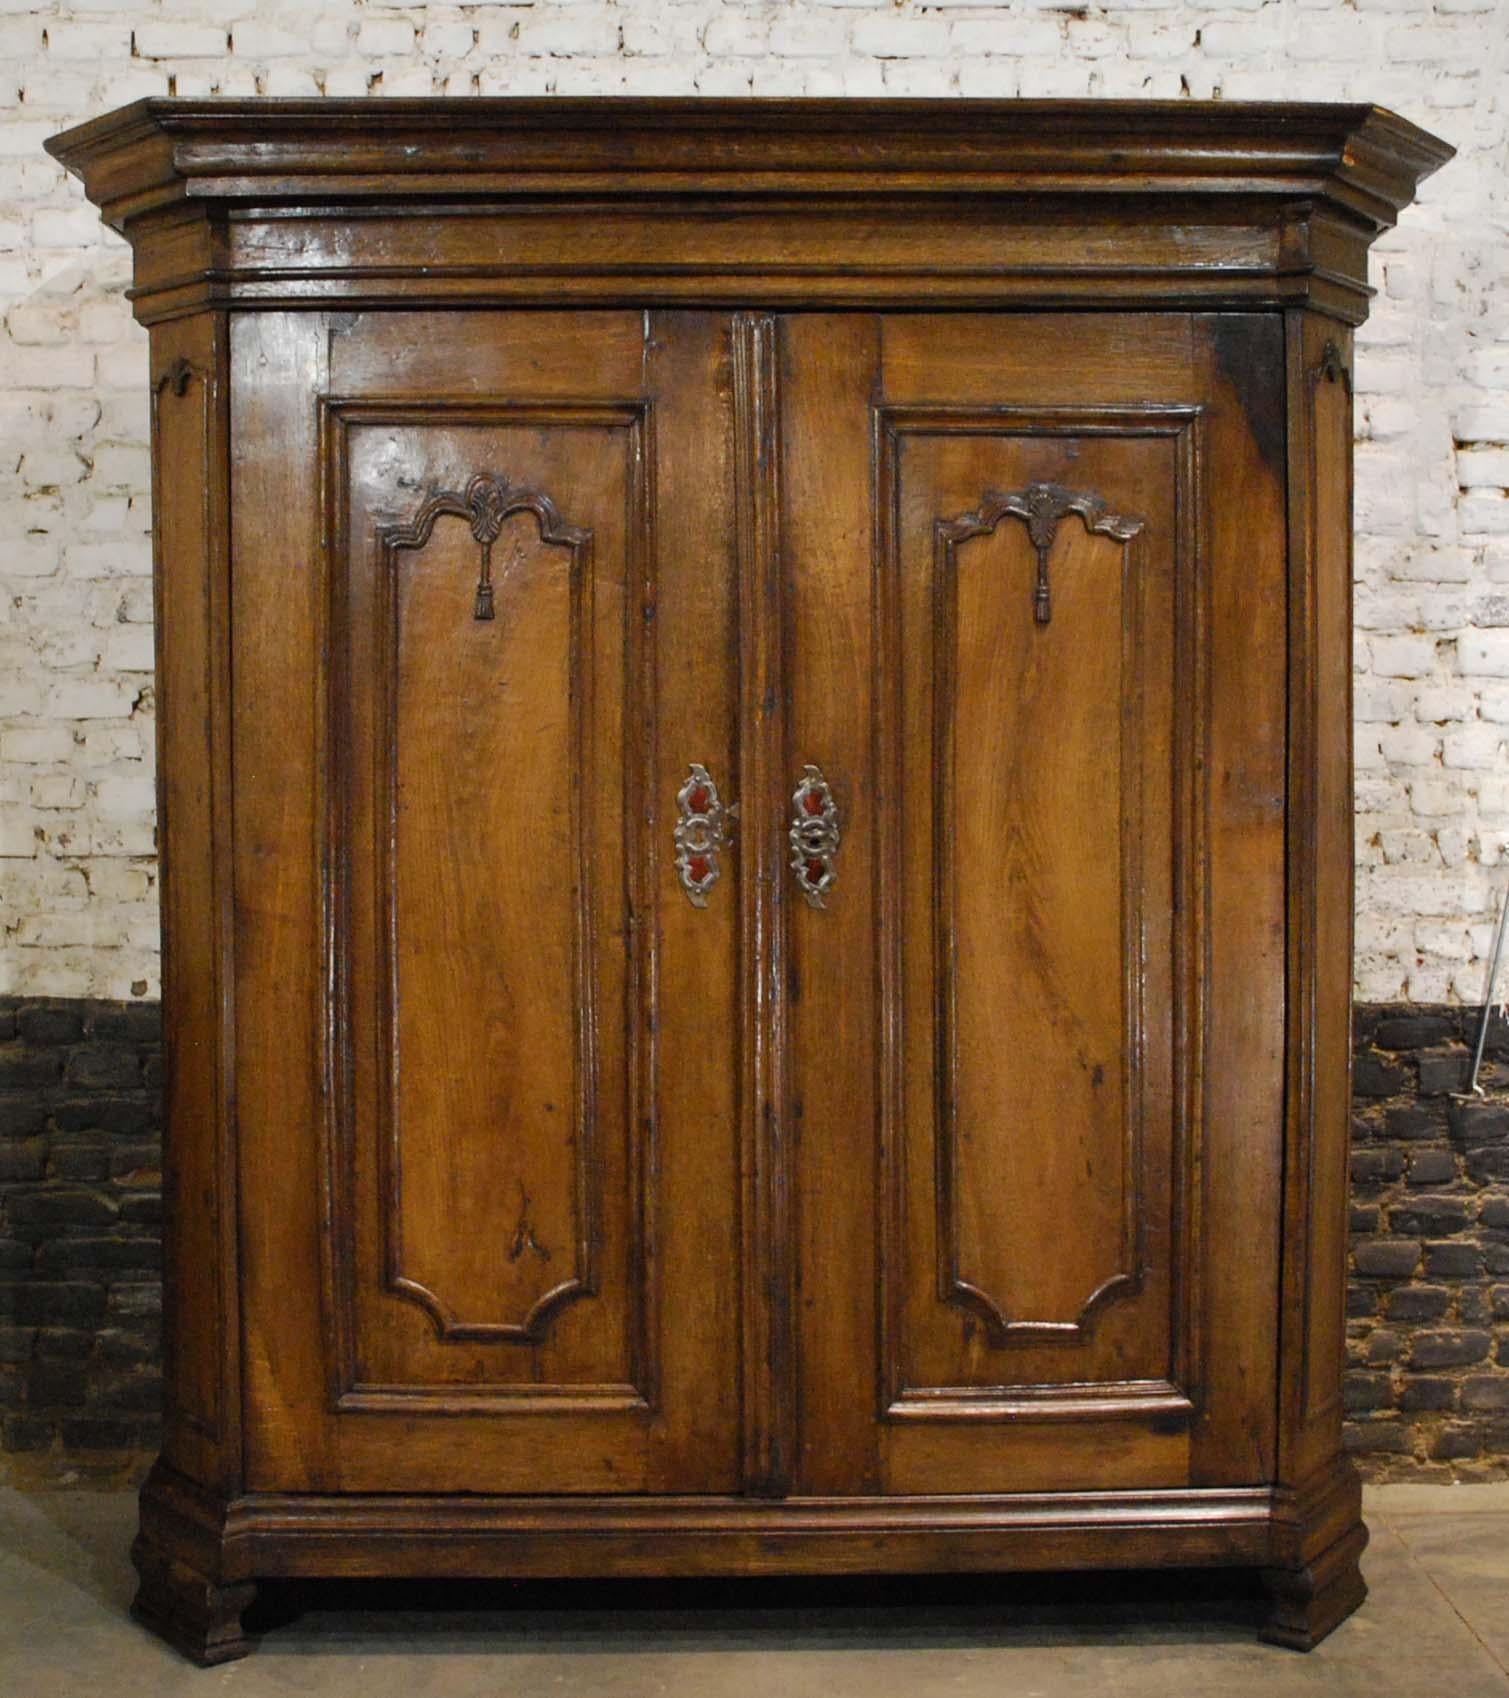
[1268,114,1450,1645]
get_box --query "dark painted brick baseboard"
[2,996,1507,1476]
[0,996,163,1453]
[1347,1006,1509,1477]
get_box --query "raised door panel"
[237,311,742,1493]
[336,408,643,1410]
[784,314,1285,1497]
[885,420,1190,1422]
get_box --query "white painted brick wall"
[1,0,1506,1003]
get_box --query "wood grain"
[1279,313,1360,1493]
[783,314,885,1496]
[871,329,1203,1490]
[733,311,796,1498]
[239,311,742,1493]
[336,404,635,1402]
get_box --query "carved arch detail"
[936,481,1145,627]
[381,471,591,623]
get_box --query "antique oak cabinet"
[48,99,1450,1663]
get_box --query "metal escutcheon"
[789,764,840,909]
[674,764,734,908]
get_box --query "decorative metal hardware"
[790,764,840,909]
[154,355,197,399]
[1314,339,1353,395]
[674,763,734,908]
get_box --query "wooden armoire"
[48,98,1450,1664]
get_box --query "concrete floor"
[0,1484,1505,1696]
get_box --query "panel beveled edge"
[45,99,1452,326]
[317,395,657,1416]
[874,403,1207,1425]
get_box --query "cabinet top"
[47,98,1453,326]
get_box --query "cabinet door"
[235,312,743,1494]
[784,314,1286,1495]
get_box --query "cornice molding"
[45,98,1453,326]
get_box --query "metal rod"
[1467,876,1509,1096]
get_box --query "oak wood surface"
[782,313,885,1498]
[44,96,1452,1662]
[238,310,742,1494]
[782,313,1282,1498]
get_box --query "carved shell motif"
[465,473,507,547]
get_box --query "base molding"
[1260,1459,1369,1649]
[1259,1522,1369,1650]
[132,1457,1368,1662]
[130,1530,259,1667]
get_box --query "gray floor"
[0,1484,1505,1695]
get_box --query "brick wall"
[1,1,1508,1005]
[3,993,1507,1475]
[2,0,1508,1471]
